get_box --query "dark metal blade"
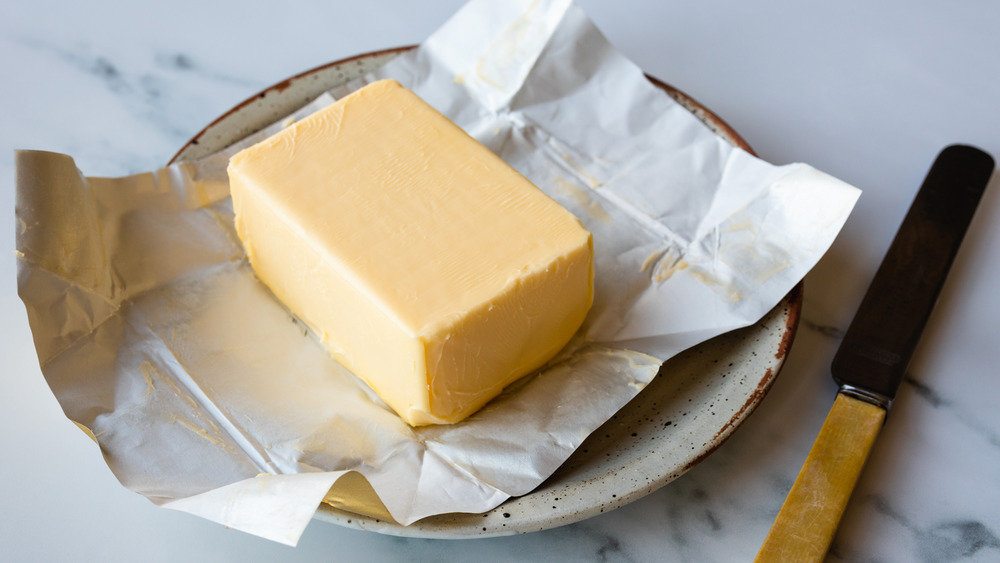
[832,144,994,402]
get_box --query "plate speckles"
[171,47,802,539]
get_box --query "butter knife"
[756,144,995,561]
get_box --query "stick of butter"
[228,79,594,426]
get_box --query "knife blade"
[756,144,995,562]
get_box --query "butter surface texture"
[228,80,593,425]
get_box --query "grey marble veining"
[831,495,1000,563]
[5,33,264,176]
[3,1,1000,562]
[904,375,1000,449]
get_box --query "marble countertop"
[3,1,998,561]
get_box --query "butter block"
[228,79,593,425]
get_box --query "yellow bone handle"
[756,392,886,562]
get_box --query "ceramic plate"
[172,46,802,539]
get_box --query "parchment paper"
[15,0,860,545]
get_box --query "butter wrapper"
[15,0,859,546]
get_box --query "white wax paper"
[15,0,860,546]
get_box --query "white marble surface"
[3,1,998,561]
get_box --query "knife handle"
[755,393,886,562]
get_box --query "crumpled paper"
[15,0,859,546]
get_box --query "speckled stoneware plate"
[172,46,803,539]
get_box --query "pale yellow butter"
[228,79,593,425]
